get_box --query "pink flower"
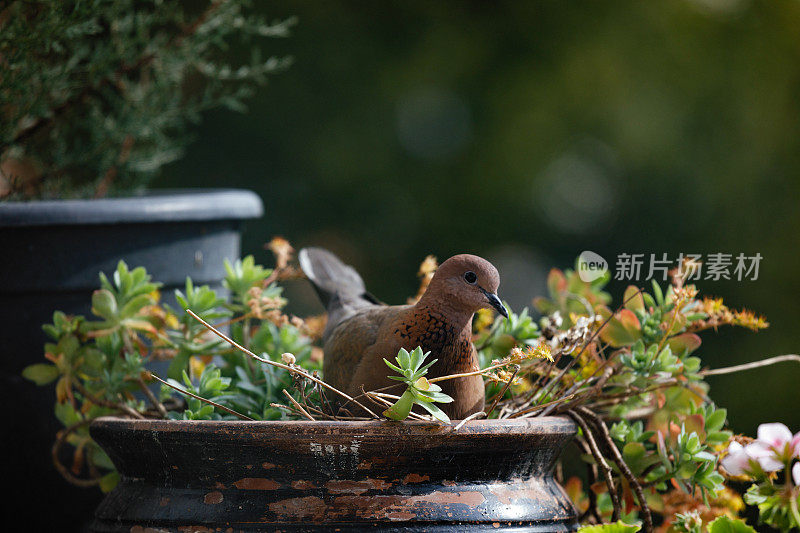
[721,423,800,477]
[793,462,800,486]
[721,441,755,476]
[744,440,785,472]
[755,423,800,461]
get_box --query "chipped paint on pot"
[89,417,578,532]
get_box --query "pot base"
[90,418,578,532]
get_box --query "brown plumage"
[299,248,508,420]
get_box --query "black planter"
[89,417,578,532]
[0,189,263,531]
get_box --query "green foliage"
[167,366,231,420]
[475,306,540,365]
[534,265,611,327]
[383,347,454,424]
[706,516,757,533]
[671,514,757,533]
[224,255,274,305]
[24,256,315,490]
[0,0,293,198]
[578,521,641,533]
[529,261,772,529]
[744,484,800,531]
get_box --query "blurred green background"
[157,0,800,435]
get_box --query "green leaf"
[578,521,641,532]
[91,289,118,320]
[707,516,756,533]
[705,408,727,432]
[651,280,664,306]
[415,399,451,424]
[409,346,424,372]
[383,358,404,374]
[623,285,645,311]
[22,363,59,385]
[396,348,411,369]
[99,470,120,493]
[383,390,415,420]
[414,389,454,403]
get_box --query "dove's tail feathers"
[299,247,381,310]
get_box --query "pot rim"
[0,188,263,227]
[91,415,576,437]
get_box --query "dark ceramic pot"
[89,417,578,532]
[0,189,262,530]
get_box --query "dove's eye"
[463,271,477,284]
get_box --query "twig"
[506,393,577,419]
[361,387,427,421]
[186,309,380,419]
[282,389,315,421]
[52,420,101,488]
[578,406,653,533]
[453,411,485,431]
[138,375,168,418]
[150,373,254,421]
[536,288,644,406]
[72,379,144,420]
[485,364,519,418]
[342,382,405,408]
[568,410,621,522]
[428,360,510,383]
[700,354,800,376]
[573,437,602,524]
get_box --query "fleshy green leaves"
[26,253,318,493]
[383,346,453,424]
[707,517,757,533]
[22,363,59,385]
[578,521,641,532]
[224,256,272,304]
[86,261,162,336]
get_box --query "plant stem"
[700,354,800,376]
[568,409,621,522]
[485,365,519,418]
[578,406,654,533]
[453,411,485,431]
[137,376,168,418]
[282,389,315,421]
[52,420,101,488]
[150,373,254,421]
[186,309,380,419]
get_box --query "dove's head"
[422,254,508,318]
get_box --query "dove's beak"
[481,287,508,318]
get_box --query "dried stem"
[150,373,254,421]
[574,437,602,524]
[507,393,577,419]
[137,375,168,418]
[578,406,653,533]
[282,389,315,421]
[453,411,485,431]
[700,354,800,376]
[72,379,144,420]
[52,420,101,488]
[568,410,621,522]
[186,309,380,419]
[485,365,519,418]
[428,360,509,383]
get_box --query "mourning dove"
[299,247,508,420]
